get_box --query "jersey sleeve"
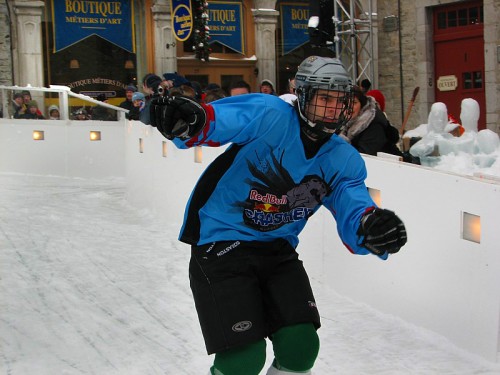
[172,94,295,149]
[322,149,380,257]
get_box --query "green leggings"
[211,323,319,375]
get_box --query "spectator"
[279,79,297,105]
[21,100,45,120]
[140,73,163,125]
[47,105,60,120]
[205,83,221,92]
[366,90,386,112]
[129,92,145,120]
[21,90,32,105]
[169,84,198,99]
[229,80,251,96]
[92,94,115,121]
[20,90,43,117]
[73,107,90,121]
[12,92,25,118]
[142,73,162,98]
[260,79,277,95]
[204,89,226,103]
[340,86,402,157]
[162,73,191,91]
[120,85,137,119]
[287,78,296,94]
[359,78,371,93]
[190,81,203,102]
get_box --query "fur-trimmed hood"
[340,96,377,143]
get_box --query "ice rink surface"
[1,173,499,374]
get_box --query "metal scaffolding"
[333,0,374,86]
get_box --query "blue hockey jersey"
[172,94,378,257]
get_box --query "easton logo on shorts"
[216,241,240,257]
[232,320,252,332]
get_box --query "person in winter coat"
[139,73,162,125]
[92,94,116,121]
[128,92,145,120]
[12,92,25,118]
[340,86,402,157]
[21,101,45,120]
[119,85,137,119]
[145,56,407,375]
[47,105,60,120]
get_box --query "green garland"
[192,0,210,61]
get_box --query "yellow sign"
[437,75,458,92]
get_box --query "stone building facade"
[0,1,12,87]
[376,0,499,133]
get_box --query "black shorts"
[189,239,321,354]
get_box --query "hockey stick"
[400,87,420,136]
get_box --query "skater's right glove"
[150,95,207,140]
[357,208,407,257]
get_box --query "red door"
[433,1,485,129]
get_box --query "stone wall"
[484,0,500,133]
[376,0,500,133]
[0,0,13,113]
[375,1,419,131]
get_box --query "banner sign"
[208,1,244,54]
[171,0,193,41]
[280,3,309,55]
[52,0,135,52]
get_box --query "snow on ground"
[1,173,499,374]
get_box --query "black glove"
[150,95,207,140]
[357,208,407,256]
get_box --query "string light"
[192,0,211,61]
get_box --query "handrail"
[0,84,129,121]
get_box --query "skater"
[147,56,407,375]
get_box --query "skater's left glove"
[150,95,207,140]
[357,208,407,257]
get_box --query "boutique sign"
[208,1,244,54]
[280,3,309,55]
[51,0,135,52]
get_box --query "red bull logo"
[249,189,288,205]
[254,203,280,213]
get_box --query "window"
[435,4,483,30]
[462,71,482,90]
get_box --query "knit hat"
[132,92,145,102]
[261,79,275,90]
[367,90,386,112]
[27,100,38,108]
[48,104,59,113]
[125,85,137,93]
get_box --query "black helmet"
[295,56,353,137]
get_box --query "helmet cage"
[296,84,353,134]
[295,56,354,134]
